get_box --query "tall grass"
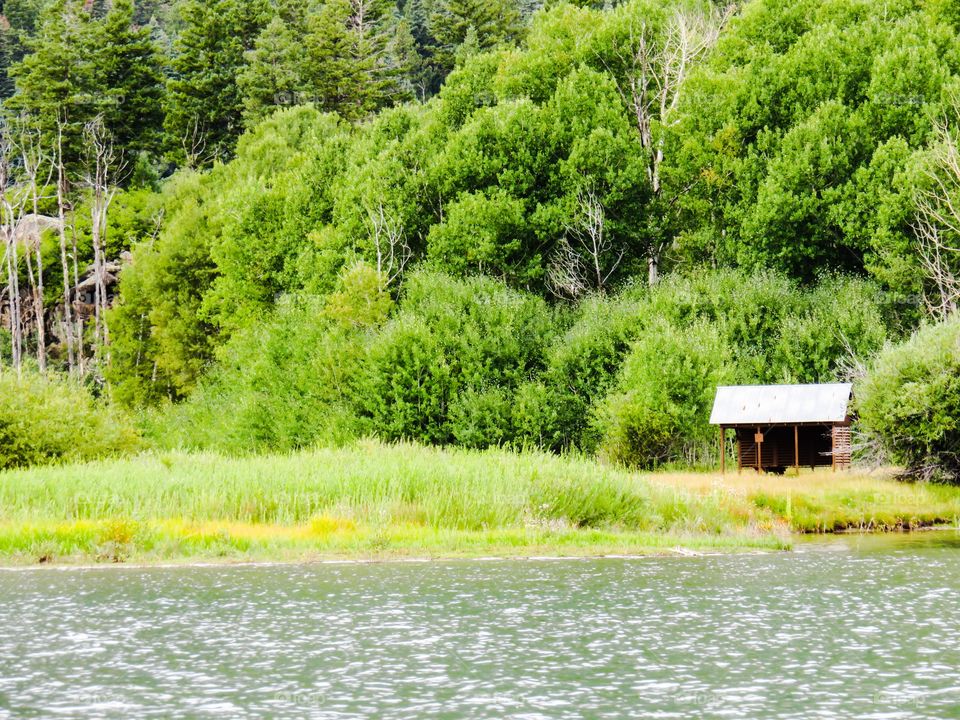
[2,442,959,564]
[0,440,743,533]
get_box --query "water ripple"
[1,538,960,718]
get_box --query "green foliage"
[670,0,960,287]
[770,276,889,383]
[164,0,270,164]
[109,107,348,405]
[8,0,166,169]
[523,292,644,452]
[0,371,139,470]
[426,188,534,283]
[594,320,731,468]
[144,295,367,452]
[356,271,554,444]
[427,0,522,82]
[107,171,219,405]
[80,0,960,474]
[858,316,960,483]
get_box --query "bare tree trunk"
[83,116,120,369]
[71,217,84,378]
[913,98,960,319]
[21,128,49,373]
[601,3,733,284]
[3,231,21,374]
[549,188,624,299]
[55,120,76,375]
[0,125,27,376]
[366,201,410,289]
[914,100,960,319]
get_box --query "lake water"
[3,533,960,719]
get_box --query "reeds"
[1,441,956,563]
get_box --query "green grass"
[1,441,958,565]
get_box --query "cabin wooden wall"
[735,426,848,470]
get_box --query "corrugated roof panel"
[709,383,852,425]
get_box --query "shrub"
[0,372,139,469]
[594,320,732,468]
[143,292,369,452]
[857,316,960,482]
[529,292,645,451]
[355,272,555,445]
[771,276,888,383]
[356,316,453,444]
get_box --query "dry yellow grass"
[646,467,960,533]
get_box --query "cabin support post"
[719,426,725,474]
[756,426,763,474]
[794,425,799,474]
[831,425,836,473]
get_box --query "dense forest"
[1,0,959,480]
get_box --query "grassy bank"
[0,441,958,565]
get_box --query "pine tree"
[6,0,96,170]
[164,0,270,166]
[237,3,309,125]
[400,0,438,97]
[304,0,412,121]
[95,0,166,160]
[427,0,520,80]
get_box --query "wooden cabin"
[709,383,853,474]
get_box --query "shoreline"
[0,525,789,568]
[2,524,958,570]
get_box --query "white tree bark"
[83,116,121,368]
[602,2,734,284]
[914,103,960,319]
[365,200,411,289]
[55,118,76,376]
[550,188,624,299]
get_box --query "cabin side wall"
[735,426,842,470]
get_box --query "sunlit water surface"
[3,532,960,719]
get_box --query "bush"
[527,292,645,451]
[143,290,372,453]
[771,276,888,383]
[594,320,732,468]
[857,316,960,482]
[0,372,139,469]
[355,272,555,445]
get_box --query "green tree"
[237,14,307,125]
[594,319,732,468]
[7,0,166,169]
[6,0,95,168]
[304,0,413,121]
[164,0,269,165]
[94,0,166,159]
[669,0,960,287]
[0,0,46,99]
[858,316,960,483]
[427,0,521,82]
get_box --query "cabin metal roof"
[709,383,852,426]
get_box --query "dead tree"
[54,117,76,375]
[365,201,411,289]
[914,105,960,319]
[549,188,625,299]
[546,239,590,300]
[181,116,210,169]
[0,122,30,376]
[83,116,123,367]
[19,124,53,373]
[600,2,733,284]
